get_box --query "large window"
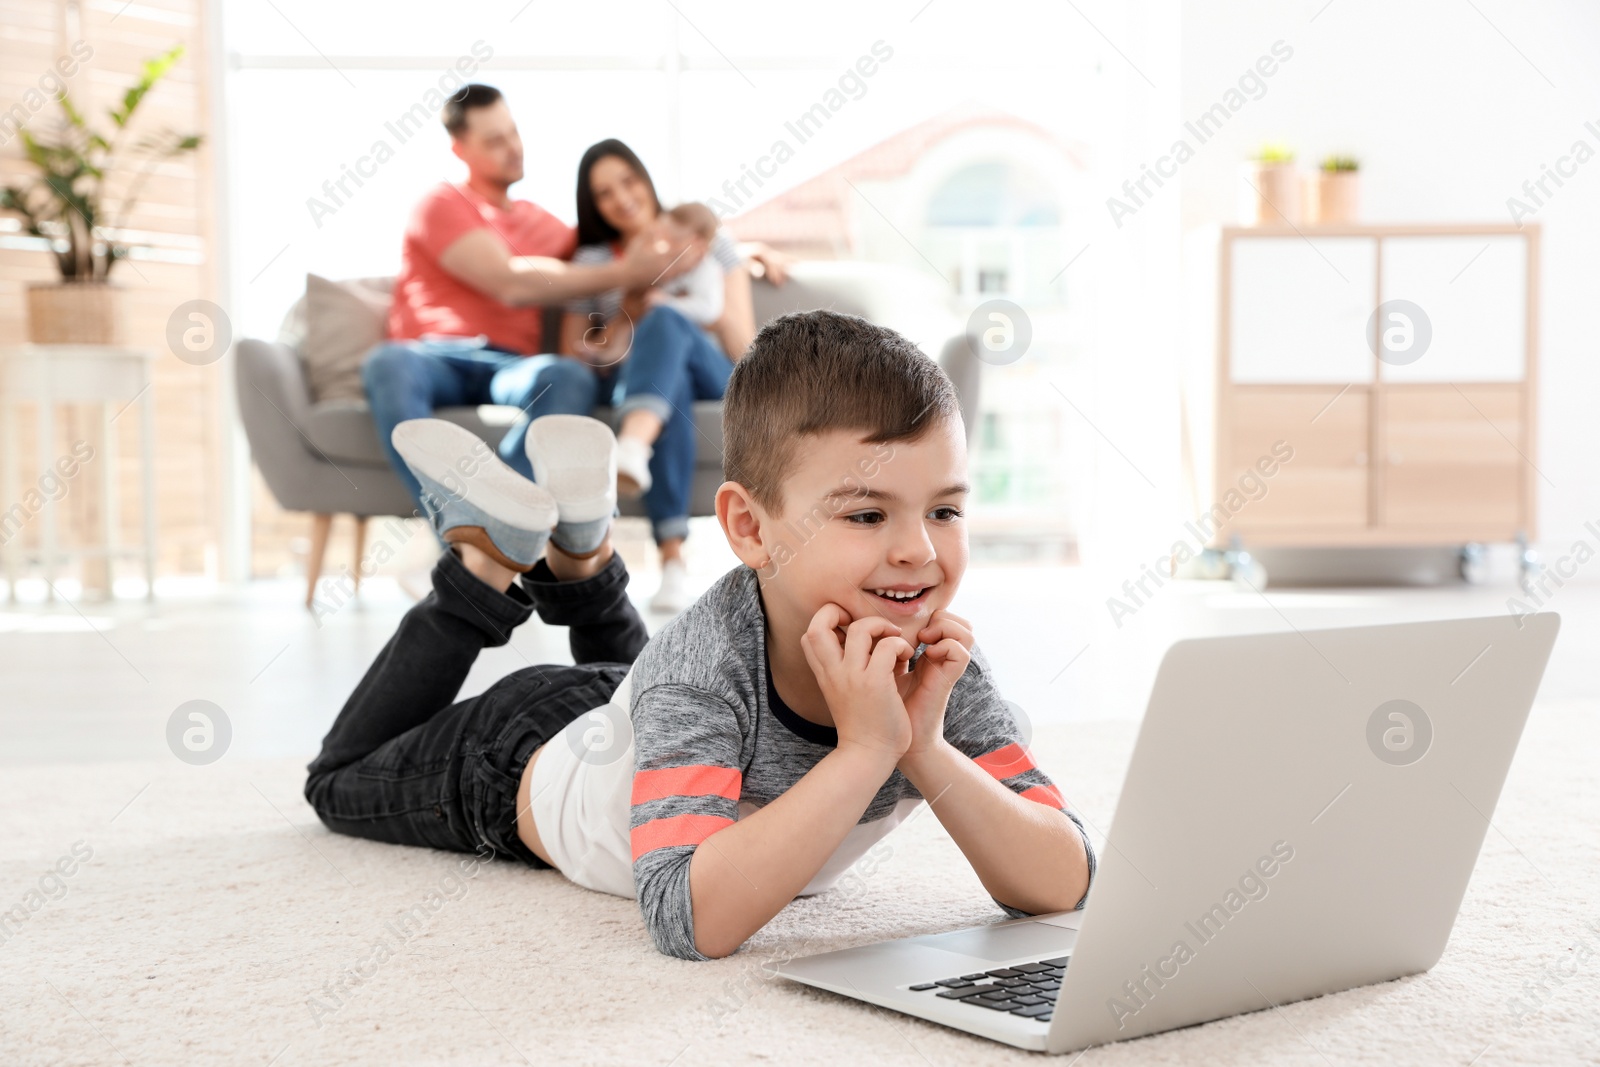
[927,161,1063,301]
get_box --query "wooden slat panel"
[2,0,223,585]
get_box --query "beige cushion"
[299,274,393,402]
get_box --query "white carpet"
[3,706,1596,1067]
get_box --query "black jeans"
[304,546,647,867]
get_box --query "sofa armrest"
[234,337,328,511]
[937,333,981,447]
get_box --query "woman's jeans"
[361,338,600,515]
[303,547,646,867]
[612,306,734,544]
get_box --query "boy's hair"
[723,310,961,510]
[665,201,719,241]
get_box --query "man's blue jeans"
[361,337,600,515]
[612,307,734,544]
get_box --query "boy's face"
[754,418,970,645]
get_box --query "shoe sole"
[392,420,558,533]
[525,415,617,523]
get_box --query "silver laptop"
[776,612,1560,1053]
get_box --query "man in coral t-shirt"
[363,84,700,513]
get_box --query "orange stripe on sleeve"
[973,742,1037,780]
[631,764,742,806]
[1019,783,1065,809]
[630,813,735,861]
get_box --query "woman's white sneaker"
[615,436,653,498]
[649,558,691,614]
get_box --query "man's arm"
[436,228,623,306]
[437,228,702,307]
[897,741,1091,915]
[687,741,899,958]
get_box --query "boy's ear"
[715,480,770,571]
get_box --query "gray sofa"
[235,261,981,602]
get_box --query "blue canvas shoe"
[524,414,616,557]
[392,419,557,572]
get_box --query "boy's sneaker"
[391,419,557,572]
[524,414,616,557]
[615,436,653,498]
[649,558,691,614]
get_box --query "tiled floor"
[1,518,1591,767]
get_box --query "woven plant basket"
[25,282,125,345]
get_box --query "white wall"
[1179,0,1600,556]
[1068,0,1190,585]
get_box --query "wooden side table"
[0,345,158,601]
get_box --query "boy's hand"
[801,604,915,760]
[895,610,974,765]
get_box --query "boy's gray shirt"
[627,565,1097,961]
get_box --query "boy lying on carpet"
[305,310,1095,960]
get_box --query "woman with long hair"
[561,139,778,612]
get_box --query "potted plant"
[1306,154,1360,224]
[1,45,202,345]
[1238,143,1299,226]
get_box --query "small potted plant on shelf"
[1238,143,1299,226]
[1,45,202,345]
[1306,154,1360,224]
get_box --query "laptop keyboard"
[907,955,1069,1022]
